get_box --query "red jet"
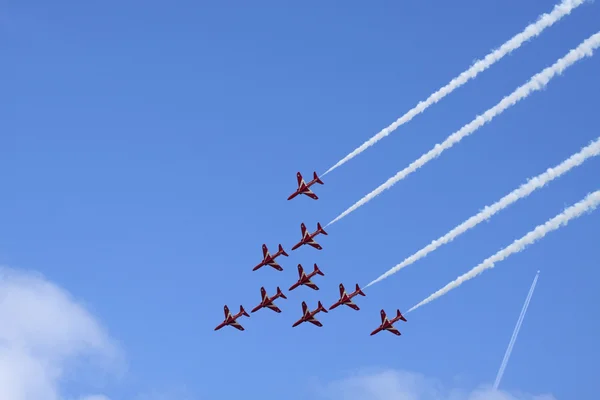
[253,244,289,271]
[292,301,328,328]
[251,286,287,314]
[214,305,250,331]
[370,309,407,336]
[289,263,325,291]
[291,222,328,251]
[329,283,366,311]
[288,172,324,200]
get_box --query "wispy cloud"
[0,266,123,400]
[133,387,196,400]
[328,31,600,226]
[323,0,588,175]
[317,368,556,400]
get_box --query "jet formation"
[215,171,408,336]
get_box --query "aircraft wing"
[267,261,283,271]
[308,318,323,327]
[301,302,309,315]
[307,241,323,250]
[262,247,269,258]
[230,321,245,331]
[386,326,401,336]
[266,303,282,313]
[297,268,306,279]
[297,174,304,187]
[346,301,360,311]
[301,224,308,237]
[304,280,319,290]
[303,188,318,200]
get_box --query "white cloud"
[133,386,195,400]
[0,266,122,400]
[318,369,556,400]
[79,396,111,400]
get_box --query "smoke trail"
[323,0,588,176]
[327,32,600,227]
[493,271,540,390]
[365,137,600,287]
[408,190,600,312]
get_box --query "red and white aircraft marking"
[288,171,324,200]
[251,286,287,314]
[253,244,289,271]
[214,305,250,331]
[292,301,328,327]
[370,309,407,336]
[291,222,328,251]
[329,283,366,311]
[288,263,325,291]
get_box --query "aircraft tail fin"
[276,286,287,299]
[240,305,249,317]
[355,284,366,296]
[314,264,324,276]
[313,172,324,185]
[317,222,328,235]
[317,301,328,313]
[397,309,407,322]
[278,244,289,257]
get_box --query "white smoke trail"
[322,0,588,176]
[327,32,600,226]
[408,190,600,312]
[493,271,540,390]
[365,137,600,287]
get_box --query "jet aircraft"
[214,305,250,331]
[292,301,328,327]
[288,172,324,200]
[291,222,328,251]
[251,286,287,314]
[253,244,289,271]
[370,309,407,336]
[329,283,366,311]
[289,263,325,291]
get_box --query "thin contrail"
[493,271,540,390]
[322,0,588,176]
[365,137,600,288]
[327,32,600,227]
[408,190,600,312]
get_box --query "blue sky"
[1,1,599,399]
